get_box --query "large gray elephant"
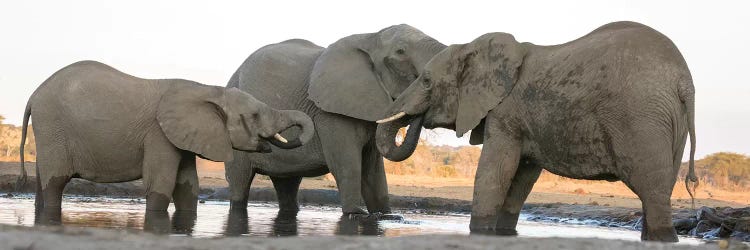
[17,60,314,224]
[375,21,697,242]
[224,24,445,215]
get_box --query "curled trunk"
[376,115,423,162]
[267,110,315,149]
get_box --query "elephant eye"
[395,49,405,55]
[421,76,432,88]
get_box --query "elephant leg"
[622,138,679,242]
[34,138,72,225]
[270,176,302,214]
[495,157,542,235]
[321,144,366,215]
[37,173,71,225]
[316,114,367,215]
[173,152,199,212]
[361,139,390,214]
[625,173,678,242]
[226,153,256,211]
[142,131,182,211]
[469,122,522,234]
[630,185,677,242]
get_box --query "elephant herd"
[15,21,697,242]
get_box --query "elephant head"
[376,33,527,161]
[157,84,314,162]
[308,24,446,122]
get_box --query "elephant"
[16,60,314,224]
[223,24,445,215]
[375,21,698,242]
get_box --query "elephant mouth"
[239,113,307,151]
[264,132,303,149]
[233,141,272,153]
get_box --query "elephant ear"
[157,85,233,162]
[308,33,392,121]
[455,33,526,137]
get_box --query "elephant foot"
[469,228,497,236]
[643,226,678,242]
[469,227,517,236]
[494,228,518,236]
[346,213,368,221]
[35,207,62,226]
[343,207,368,218]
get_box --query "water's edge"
[3,175,749,242]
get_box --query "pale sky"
[1,1,748,160]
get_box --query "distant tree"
[0,114,36,161]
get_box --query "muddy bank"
[1,224,736,250]
[523,204,750,242]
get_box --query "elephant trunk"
[375,78,432,161]
[267,110,315,149]
[376,115,423,162]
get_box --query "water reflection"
[271,212,298,236]
[0,197,699,243]
[171,211,197,235]
[35,208,61,226]
[224,209,249,236]
[143,210,197,235]
[223,208,302,237]
[143,211,170,234]
[335,215,383,235]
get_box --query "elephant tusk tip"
[376,111,406,124]
[273,133,288,143]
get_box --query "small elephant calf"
[16,60,314,224]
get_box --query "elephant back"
[229,39,324,113]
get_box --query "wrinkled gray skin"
[225,24,445,215]
[376,22,698,242]
[16,61,314,224]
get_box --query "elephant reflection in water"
[335,215,383,236]
[224,209,250,237]
[143,211,197,235]
[222,209,385,236]
[223,209,299,237]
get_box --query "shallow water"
[0,196,701,244]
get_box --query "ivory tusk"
[376,111,406,124]
[273,133,288,143]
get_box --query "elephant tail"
[679,80,698,209]
[15,100,32,193]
